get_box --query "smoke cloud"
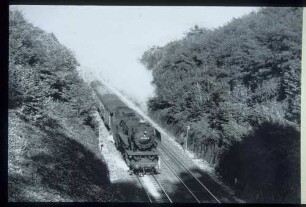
[12,5,257,112]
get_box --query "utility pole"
[185,126,190,152]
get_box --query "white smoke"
[82,57,156,112]
[14,6,257,114]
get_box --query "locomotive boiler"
[90,80,161,175]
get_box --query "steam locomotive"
[90,80,161,175]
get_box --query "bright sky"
[11,5,258,110]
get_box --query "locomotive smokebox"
[133,123,157,150]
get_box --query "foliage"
[9,9,96,126]
[8,9,111,201]
[141,7,301,152]
[217,121,300,203]
[141,7,301,203]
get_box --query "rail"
[160,143,221,203]
[136,174,172,203]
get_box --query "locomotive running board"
[125,150,160,156]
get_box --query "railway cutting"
[91,79,236,203]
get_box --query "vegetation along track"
[159,143,221,203]
[91,79,229,203]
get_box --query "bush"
[141,7,301,202]
[217,121,300,203]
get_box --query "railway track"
[136,146,221,203]
[159,143,221,203]
[136,174,172,203]
[92,79,231,203]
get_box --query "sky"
[12,5,258,110]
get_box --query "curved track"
[92,79,228,203]
[136,143,221,203]
[159,143,221,203]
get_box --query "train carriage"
[98,94,126,130]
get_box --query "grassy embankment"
[8,10,113,201]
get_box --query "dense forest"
[141,7,301,203]
[8,10,112,201]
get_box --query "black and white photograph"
[8,5,302,203]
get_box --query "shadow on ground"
[217,121,300,203]
[9,112,159,202]
[188,168,236,202]
[11,114,299,203]
[154,169,235,203]
[31,128,111,201]
[8,112,235,203]
[9,116,110,201]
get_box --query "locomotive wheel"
[148,155,155,160]
[154,168,160,174]
[134,156,141,161]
